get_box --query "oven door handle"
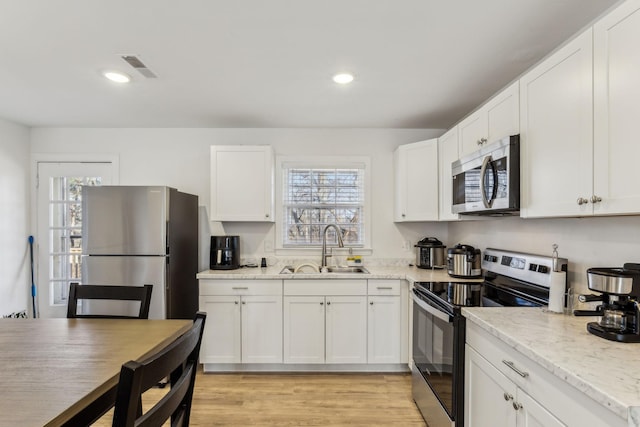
[411,291,452,323]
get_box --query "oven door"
[411,290,464,426]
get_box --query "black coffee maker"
[210,236,240,270]
[574,263,640,342]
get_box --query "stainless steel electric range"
[411,248,568,427]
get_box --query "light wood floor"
[94,371,427,426]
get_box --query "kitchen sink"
[279,265,369,274]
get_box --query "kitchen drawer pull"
[376,287,393,290]
[232,287,249,290]
[502,360,529,378]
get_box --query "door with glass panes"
[36,162,113,318]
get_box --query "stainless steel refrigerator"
[81,186,198,319]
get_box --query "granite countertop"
[462,307,640,423]
[196,264,484,284]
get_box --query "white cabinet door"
[593,0,640,215]
[459,110,487,158]
[199,295,241,364]
[283,296,325,364]
[459,82,519,158]
[367,296,401,364]
[465,346,517,427]
[520,29,594,218]
[486,81,520,144]
[210,145,274,222]
[516,390,566,427]
[438,127,459,221]
[241,295,283,363]
[393,139,439,222]
[325,296,367,364]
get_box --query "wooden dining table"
[0,318,192,427]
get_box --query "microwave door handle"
[411,292,452,323]
[480,155,493,208]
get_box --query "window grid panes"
[48,176,101,305]
[283,167,365,246]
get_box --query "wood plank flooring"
[93,371,426,426]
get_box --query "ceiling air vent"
[121,55,157,78]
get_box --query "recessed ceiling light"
[103,71,131,83]
[333,73,354,84]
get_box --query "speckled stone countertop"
[196,265,484,283]
[462,307,640,424]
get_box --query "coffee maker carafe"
[210,236,240,270]
[574,263,640,343]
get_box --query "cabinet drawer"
[199,279,282,296]
[284,280,367,296]
[367,280,401,296]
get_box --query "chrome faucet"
[321,224,344,268]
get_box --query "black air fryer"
[210,236,240,270]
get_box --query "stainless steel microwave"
[451,135,520,215]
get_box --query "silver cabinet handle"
[370,301,374,305]
[242,301,246,305]
[234,301,239,305]
[477,137,488,145]
[503,393,513,401]
[327,301,331,305]
[577,197,589,205]
[377,287,393,290]
[591,195,602,203]
[401,213,406,217]
[502,360,529,378]
[232,287,249,290]
[265,213,270,218]
[512,401,523,411]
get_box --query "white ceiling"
[0,0,619,129]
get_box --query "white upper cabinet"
[519,29,594,218]
[210,145,274,222]
[438,127,460,221]
[593,0,640,215]
[458,81,520,158]
[394,138,439,222]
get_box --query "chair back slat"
[67,283,153,319]
[112,312,206,427]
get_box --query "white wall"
[448,215,640,297]
[0,118,30,316]
[30,128,448,264]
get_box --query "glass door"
[36,162,113,318]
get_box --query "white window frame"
[275,155,372,255]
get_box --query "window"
[278,157,369,248]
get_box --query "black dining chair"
[66,282,153,319]
[111,311,207,427]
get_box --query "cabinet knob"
[242,301,246,305]
[402,213,406,218]
[320,302,324,305]
[590,195,602,204]
[503,393,513,401]
[577,197,589,205]
[477,137,487,145]
[370,301,374,305]
[512,401,523,411]
[327,301,331,305]
[265,213,270,218]
[234,301,239,305]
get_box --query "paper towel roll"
[548,271,567,313]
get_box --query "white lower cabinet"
[199,280,282,365]
[283,280,367,364]
[465,322,626,427]
[367,280,401,364]
[465,346,563,427]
